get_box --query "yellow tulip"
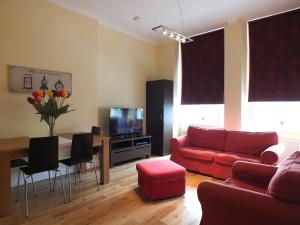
[48,90,53,98]
[63,90,69,98]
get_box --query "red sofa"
[170,126,284,179]
[197,152,300,225]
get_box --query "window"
[247,9,300,137]
[181,29,224,104]
[178,104,224,132]
[248,102,300,137]
[248,8,300,102]
[178,29,224,132]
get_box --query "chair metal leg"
[53,170,57,192]
[55,169,67,203]
[16,169,21,203]
[90,161,100,191]
[79,164,82,182]
[48,171,52,192]
[31,175,37,197]
[67,167,71,202]
[74,165,78,186]
[23,173,29,218]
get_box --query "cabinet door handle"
[160,113,163,120]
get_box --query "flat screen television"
[109,108,143,137]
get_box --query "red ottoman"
[136,160,186,201]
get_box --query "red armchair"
[198,152,300,225]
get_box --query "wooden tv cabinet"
[110,135,151,167]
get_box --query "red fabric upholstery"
[223,177,266,194]
[171,153,215,177]
[260,143,285,164]
[198,159,300,225]
[232,161,278,187]
[214,152,259,166]
[170,126,282,179]
[225,131,278,155]
[267,151,300,204]
[170,134,191,155]
[136,160,186,201]
[187,126,226,150]
[179,147,222,162]
[210,161,232,179]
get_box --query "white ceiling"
[47,0,300,45]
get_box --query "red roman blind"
[181,29,224,104]
[248,8,300,102]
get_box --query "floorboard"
[0,156,220,225]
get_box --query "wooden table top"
[0,133,110,155]
[0,137,29,155]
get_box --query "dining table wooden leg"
[0,153,12,217]
[100,139,109,184]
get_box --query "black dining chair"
[91,126,103,165]
[12,159,38,203]
[59,133,100,202]
[16,136,66,217]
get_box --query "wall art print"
[8,65,72,93]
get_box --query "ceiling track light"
[152,25,193,43]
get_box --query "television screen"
[109,108,143,136]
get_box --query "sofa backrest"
[225,131,278,155]
[267,151,300,204]
[187,126,226,151]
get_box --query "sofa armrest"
[170,135,191,154]
[260,143,285,165]
[232,161,278,187]
[198,181,300,225]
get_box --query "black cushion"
[10,159,27,168]
[60,156,92,166]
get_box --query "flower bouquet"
[27,90,74,136]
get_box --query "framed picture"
[8,65,72,93]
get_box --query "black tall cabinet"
[146,80,173,156]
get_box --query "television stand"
[110,135,151,167]
[115,133,142,139]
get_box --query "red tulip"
[27,97,35,105]
[52,90,58,97]
[32,91,39,98]
[34,96,41,104]
[58,90,64,97]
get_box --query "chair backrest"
[91,126,101,135]
[27,136,59,173]
[70,133,93,164]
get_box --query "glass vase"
[47,119,56,137]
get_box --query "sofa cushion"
[224,177,266,194]
[187,126,226,151]
[225,131,278,155]
[267,151,300,203]
[215,152,259,166]
[179,147,222,162]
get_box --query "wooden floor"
[0,157,219,225]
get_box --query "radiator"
[279,138,300,163]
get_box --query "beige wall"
[97,25,156,134]
[0,0,157,138]
[156,42,178,80]
[224,20,248,130]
